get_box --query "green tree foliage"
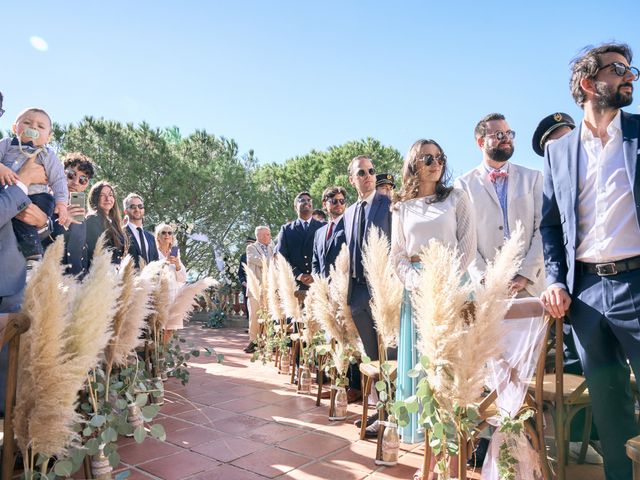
[52,118,403,282]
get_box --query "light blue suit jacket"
[0,185,30,306]
[541,111,640,294]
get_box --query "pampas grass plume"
[168,277,219,328]
[276,256,302,321]
[267,260,284,320]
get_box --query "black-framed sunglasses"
[128,203,144,210]
[356,168,376,177]
[486,130,516,141]
[296,197,312,204]
[329,198,346,205]
[160,230,173,235]
[418,154,447,166]
[597,61,640,81]
[65,169,90,185]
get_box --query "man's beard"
[486,143,514,163]
[595,81,633,109]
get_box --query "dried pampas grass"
[168,277,219,328]
[328,245,360,346]
[301,278,323,347]
[141,261,172,333]
[107,256,154,368]
[362,226,402,350]
[413,225,525,413]
[267,260,284,320]
[15,238,75,458]
[276,255,302,321]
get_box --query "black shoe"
[354,412,378,428]
[243,342,257,353]
[468,437,489,468]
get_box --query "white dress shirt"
[127,222,149,257]
[576,111,640,263]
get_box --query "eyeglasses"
[296,197,312,204]
[160,231,173,235]
[128,204,144,210]
[486,130,516,141]
[418,154,446,166]
[329,198,346,205]
[597,61,640,81]
[65,169,90,185]
[356,168,376,177]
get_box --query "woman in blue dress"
[391,139,476,444]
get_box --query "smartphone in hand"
[170,246,179,257]
[69,192,86,223]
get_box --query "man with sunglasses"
[40,152,96,276]
[275,191,324,291]
[541,43,640,480]
[123,193,159,269]
[312,186,347,278]
[455,113,544,298]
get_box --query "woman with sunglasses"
[391,139,477,449]
[85,180,128,267]
[155,223,187,341]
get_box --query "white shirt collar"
[483,161,509,173]
[330,214,344,224]
[581,109,622,144]
[359,190,376,205]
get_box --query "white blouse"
[158,249,187,284]
[391,188,477,289]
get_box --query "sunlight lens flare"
[30,36,49,52]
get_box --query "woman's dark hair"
[395,139,452,206]
[87,180,128,252]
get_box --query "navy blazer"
[125,225,159,269]
[541,111,640,294]
[312,218,346,277]
[43,217,89,276]
[343,192,392,248]
[276,218,324,288]
[0,185,30,306]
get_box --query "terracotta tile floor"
[112,324,605,479]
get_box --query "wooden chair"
[421,298,553,480]
[627,435,640,479]
[358,360,397,441]
[527,313,594,480]
[0,312,31,480]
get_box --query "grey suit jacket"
[541,110,640,294]
[0,185,30,303]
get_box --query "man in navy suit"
[123,193,159,269]
[343,155,392,361]
[540,43,640,480]
[276,191,324,291]
[312,186,347,277]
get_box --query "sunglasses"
[356,168,376,177]
[418,154,446,166]
[328,198,346,205]
[296,197,312,204]
[486,130,516,141]
[128,204,144,210]
[65,169,90,185]
[597,61,640,81]
[160,231,173,235]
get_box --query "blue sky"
[2,1,640,177]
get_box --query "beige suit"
[246,241,274,341]
[454,162,544,296]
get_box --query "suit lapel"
[506,163,518,228]
[367,194,382,230]
[567,125,581,220]
[477,165,501,208]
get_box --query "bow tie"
[488,170,508,183]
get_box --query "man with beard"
[540,43,640,480]
[312,186,347,277]
[455,113,544,296]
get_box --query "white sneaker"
[569,442,603,464]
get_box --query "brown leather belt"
[578,255,640,277]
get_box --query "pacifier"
[22,127,40,139]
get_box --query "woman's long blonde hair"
[394,139,452,206]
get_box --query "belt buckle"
[595,262,618,276]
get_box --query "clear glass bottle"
[379,416,399,466]
[298,366,312,394]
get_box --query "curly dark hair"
[570,43,632,107]
[62,151,96,178]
